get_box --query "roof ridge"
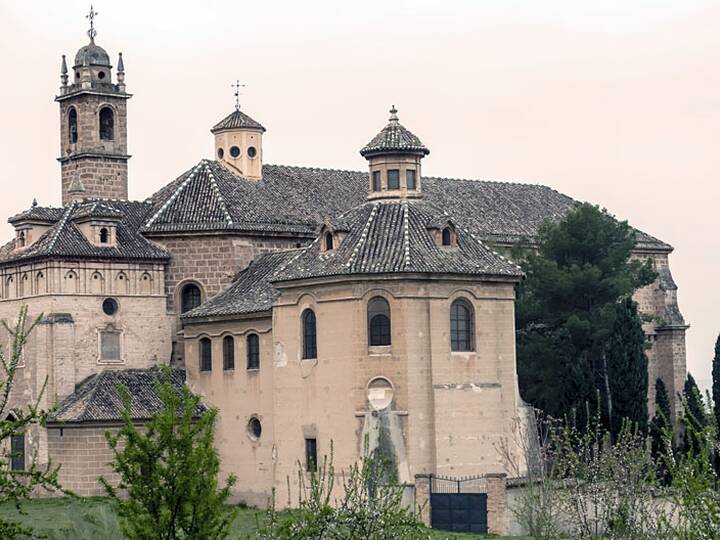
[204,162,233,225]
[47,202,77,252]
[78,370,106,422]
[346,204,378,269]
[402,201,410,270]
[145,162,204,227]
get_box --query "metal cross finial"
[86,5,98,41]
[232,80,246,110]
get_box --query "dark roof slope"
[51,368,205,424]
[274,199,523,282]
[211,109,265,133]
[8,205,65,224]
[144,161,670,251]
[0,200,170,265]
[183,250,297,319]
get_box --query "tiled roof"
[72,201,124,221]
[273,199,524,282]
[51,367,206,424]
[144,161,671,252]
[8,205,65,224]
[211,109,266,133]
[0,200,170,265]
[182,250,298,319]
[360,107,429,157]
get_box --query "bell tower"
[56,8,131,204]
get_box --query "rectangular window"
[305,438,318,472]
[223,336,235,371]
[406,170,417,190]
[372,171,381,191]
[247,334,260,370]
[200,338,212,372]
[10,433,25,471]
[100,332,121,361]
[387,170,400,190]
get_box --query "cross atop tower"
[86,5,98,41]
[232,80,246,110]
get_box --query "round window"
[230,146,241,158]
[247,146,257,158]
[98,71,106,80]
[102,298,119,316]
[247,417,262,440]
[367,377,394,411]
[217,147,224,159]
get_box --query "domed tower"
[56,9,131,204]
[360,106,429,200]
[211,104,266,179]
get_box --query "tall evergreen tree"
[515,203,656,424]
[713,334,720,431]
[606,297,649,437]
[650,378,673,458]
[682,373,708,455]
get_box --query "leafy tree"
[0,306,64,539]
[649,378,673,480]
[606,297,649,437]
[101,365,237,540]
[515,203,656,425]
[713,333,720,431]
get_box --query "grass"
[0,497,532,539]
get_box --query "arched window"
[223,336,235,370]
[450,299,475,352]
[247,334,260,370]
[180,283,202,314]
[302,309,317,359]
[17,232,25,248]
[68,108,78,144]
[99,107,114,140]
[368,297,391,346]
[325,232,334,251]
[99,227,109,244]
[199,337,212,371]
[442,228,452,246]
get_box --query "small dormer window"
[442,228,452,246]
[325,232,334,251]
[387,170,400,190]
[17,231,26,248]
[99,228,109,244]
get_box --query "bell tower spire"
[56,8,132,204]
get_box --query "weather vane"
[86,5,98,41]
[232,80,246,110]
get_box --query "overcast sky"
[0,0,717,385]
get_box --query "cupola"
[8,200,59,250]
[211,106,265,180]
[360,106,429,201]
[72,202,123,248]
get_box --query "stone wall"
[47,426,120,497]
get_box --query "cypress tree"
[713,334,720,431]
[683,373,708,454]
[606,296,649,437]
[650,378,673,456]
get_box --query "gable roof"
[273,199,524,283]
[51,367,205,424]
[0,200,170,266]
[182,250,298,320]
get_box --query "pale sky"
[0,0,718,385]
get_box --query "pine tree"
[712,334,720,431]
[606,297,649,437]
[515,203,656,424]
